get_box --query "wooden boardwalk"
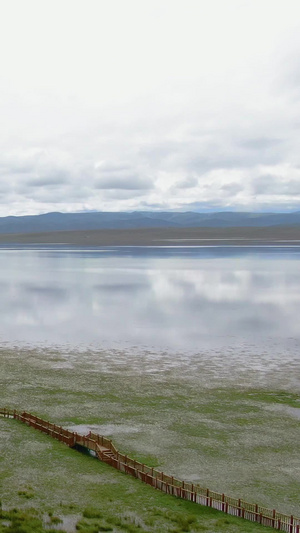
[1,407,299,532]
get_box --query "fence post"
[277,518,281,530]
[290,516,294,533]
[272,509,276,528]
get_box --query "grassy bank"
[1,345,299,530]
[0,417,275,532]
[0,225,300,246]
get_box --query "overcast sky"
[1,0,300,215]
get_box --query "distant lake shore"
[0,225,300,246]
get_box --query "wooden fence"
[0,407,299,532]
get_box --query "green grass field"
[0,418,275,532]
[1,346,299,531]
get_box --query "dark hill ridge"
[1,210,300,233]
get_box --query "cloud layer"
[1,0,300,215]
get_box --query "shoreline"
[0,226,300,246]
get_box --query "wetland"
[0,242,300,531]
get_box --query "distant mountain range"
[0,210,300,234]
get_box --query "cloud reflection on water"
[0,247,299,352]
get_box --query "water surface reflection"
[0,246,299,352]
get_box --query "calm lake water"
[0,244,300,362]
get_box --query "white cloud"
[0,0,300,215]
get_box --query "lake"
[0,244,300,375]
[0,244,300,354]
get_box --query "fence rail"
[0,407,299,532]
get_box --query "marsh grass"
[1,346,300,530]
[0,501,277,533]
[246,390,300,410]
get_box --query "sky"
[1,0,300,216]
